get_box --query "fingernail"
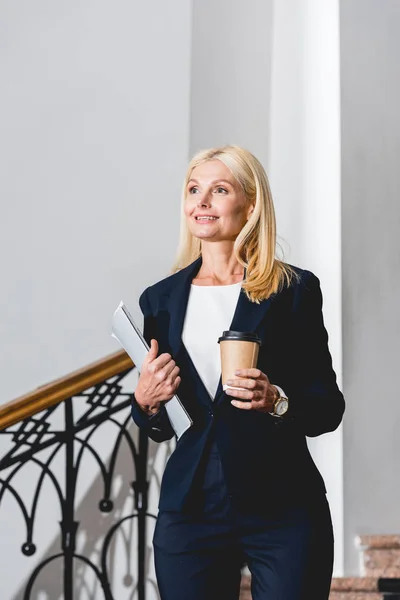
[234,370,241,375]
[226,380,233,385]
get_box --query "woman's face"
[184,160,253,243]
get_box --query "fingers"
[158,358,179,379]
[137,341,181,406]
[225,370,275,412]
[170,375,181,394]
[166,365,180,385]
[171,374,181,392]
[149,352,175,371]
[232,368,269,381]
[224,376,267,403]
[147,351,180,392]
[150,359,179,383]
[225,377,259,391]
[160,370,181,399]
[230,397,274,412]
[225,386,264,401]
[230,399,254,410]
[146,339,159,362]
[146,341,175,372]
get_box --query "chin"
[192,233,217,241]
[188,227,216,239]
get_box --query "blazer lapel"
[168,257,202,357]
[168,257,213,407]
[230,286,277,334]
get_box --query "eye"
[188,186,199,194]
[215,187,228,194]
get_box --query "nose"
[196,191,211,208]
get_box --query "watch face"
[276,399,289,416]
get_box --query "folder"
[111,301,192,439]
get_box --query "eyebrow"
[187,179,234,186]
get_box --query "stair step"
[330,577,381,599]
[357,535,400,577]
[329,593,381,599]
[358,536,400,549]
[331,578,378,592]
[240,535,400,597]
[241,575,383,599]
[364,551,400,577]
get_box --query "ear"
[247,204,255,220]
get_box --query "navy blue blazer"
[131,257,345,513]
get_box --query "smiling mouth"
[194,216,219,221]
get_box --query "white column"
[268,0,343,575]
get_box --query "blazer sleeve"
[288,271,345,437]
[130,287,175,443]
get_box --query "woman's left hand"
[225,368,278,412]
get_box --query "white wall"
[0,0,191,404]
[190,0,274,165]
[340,0,400,575]
[0,1,191,597]
[268,0,343,574]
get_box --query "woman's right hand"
[135,339,181,415]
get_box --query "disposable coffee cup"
[218,330,262,390]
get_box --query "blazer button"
[208,409,214,418]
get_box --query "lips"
[194,215,219,221]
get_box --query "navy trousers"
[153,443,334,600]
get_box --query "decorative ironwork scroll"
[0,367,165,600]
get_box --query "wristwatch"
[270,385,289,417]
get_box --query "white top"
[182,282,242,399]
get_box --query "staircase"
[239,535,400,599]
[329,577,381,599]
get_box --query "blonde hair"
[173,145,298,303]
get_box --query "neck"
[194,242,244,286]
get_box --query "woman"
[131,146,345,600]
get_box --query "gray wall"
[0,0,191,404]
[0,1,191,596]
[341,0,400,574]
[190,0,274,167]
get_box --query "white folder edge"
[111,301,192,440]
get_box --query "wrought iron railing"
[0,351,169,600]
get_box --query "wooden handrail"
[0,350,134,431]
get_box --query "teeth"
[196,216,217,220]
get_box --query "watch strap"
[269,385,289,417]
